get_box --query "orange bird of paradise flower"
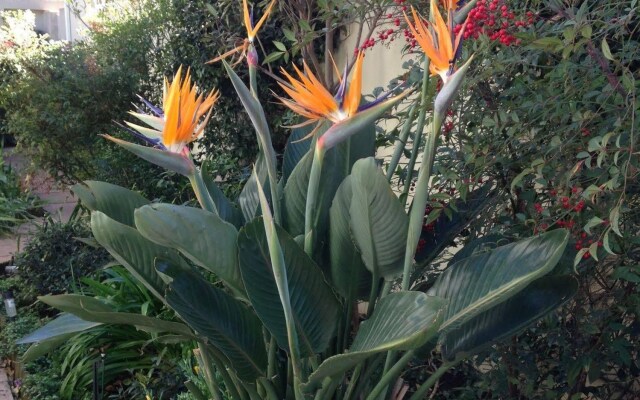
[277,52,365,124]
[404,2,468,84]
[207,0,276,65]
[118,66,220,155]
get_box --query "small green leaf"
[583,216,604,235]
[273,41,286,51]
[601,38,614,60]
[609,206,622,236]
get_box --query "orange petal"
[243,0,253,39]
[343,52,363,117]
[250,0,276,40]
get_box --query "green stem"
[401,58,432,207]
[199,343,243,400]
[340,299,354,354]
[261,213,304,396]
[248,48,258,99]
[380,280,392,298]
[343,364,363,400]
[354,354,385,396]
[185,380,212,400]
[189,172,218,215]
[246,383,262,400]
[265,152,282,225]
[401,112,443,291]
[304,144,326,255]
[386,103,418,182]
[366,350,415,400]
[268,336,277,379]
[259,378,279,400]
[314,377,333,400]
[366,273,381,317]
[408,360,458,400]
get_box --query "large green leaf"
[304,292,445,391]
[237,218,341,357]
[159,265,267,382]
[441,275,578,361]
[91,211,187,301]
[37,294,194,337]
[282,122,375,239]
[350,157,409,278]
[238,152,269,222]
[21,334,77,363]
[283,148,345,239]
[134,204,244,295]
[430,229,569,333]
[201,161,244,228]
[329,176,371,300]
[282,124,314,183]
[17,313,101,345]
[71,180,149,227]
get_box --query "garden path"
[0,147,77,266]
[0,368,11,400]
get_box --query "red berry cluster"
[356,0,409,54]
[443,109,455,135]
[530,184,607,262]
[454,0,536,46]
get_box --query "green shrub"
[0,312,41,359]
[15,218,109,297]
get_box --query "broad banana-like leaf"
[201,161,244,228]
[237,218,341,356]
[134,204,244,295]
[283,122,375,239]
[17,313,101,345]
[430,229,569,333]
[158,264,267,382]
[329,176,371,300]
[21,333,77,363]
[304,292,445,391]
[38,294,194,337]
[283,149,344,238]
[91,211,188,301]
[448,234,508,266]
[102,134,195,176]
[238,152,269,222]
[350,157,409,278]
[282,124,314,183]
[71,180,149,227]
[440,275,578,361]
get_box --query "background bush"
[15,217,110,297]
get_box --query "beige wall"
[0,0,84,41]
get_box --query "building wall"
[0,0,83,41]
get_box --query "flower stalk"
[256,173,304,398]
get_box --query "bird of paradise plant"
[105,66,221,215]
[208,0,276,98]
[277,51,411,254]
[400,1,475,291]
[22,1,577,400]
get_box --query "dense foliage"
[15,218,110,297]
[3,0,638,398]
